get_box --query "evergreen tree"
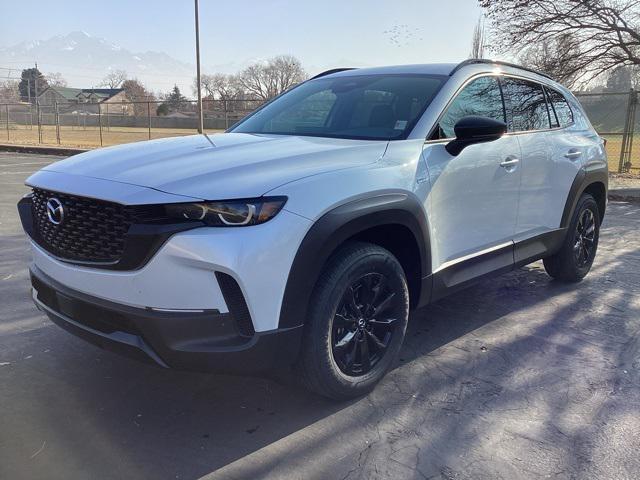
[605,66,634,92]
[165,85,187,111]
[18,68,48,103]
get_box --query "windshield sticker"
[394,120,408,130]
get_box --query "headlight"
[165,197,287,227]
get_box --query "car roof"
[315,60,554,83]
[317,64,458,78]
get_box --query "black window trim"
[543,85,561,128]
[544,85,575,129]
[543,85,556,129]
[424,72,576,144]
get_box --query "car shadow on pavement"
[209,206,640,479]
[1,204,639,480]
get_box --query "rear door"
[422,75,521,279]
[502,78,583,239]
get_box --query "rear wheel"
[543,193,600,282]
[297,242,409,400]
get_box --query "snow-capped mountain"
[0,31,194,93]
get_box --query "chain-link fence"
[1,92,639,174]
[574,90,639,173]
[0,99,263,148]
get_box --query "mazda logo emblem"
[46,198,64,225]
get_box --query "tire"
[297,242,410,400]
[543,193,600,282]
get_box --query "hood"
[40,133,388,199]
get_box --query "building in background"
[36,86,129,114]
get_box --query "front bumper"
[30,267,303,373]
[23,205,311,332]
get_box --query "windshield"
[230,74,446,141]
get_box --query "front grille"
[31,188,159,264]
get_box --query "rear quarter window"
[547,88,574,127]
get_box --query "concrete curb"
[0,144,88,156]
[609,188,640,202]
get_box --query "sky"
[0,0,484,91]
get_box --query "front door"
[422,75,521,283]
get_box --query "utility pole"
[194,0,204,133]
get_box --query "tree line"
[0,55,306,116]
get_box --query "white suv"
[18,60,608,399]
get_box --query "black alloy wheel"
[331,273,400,376]
[573,208,596,268]
[297,242,410,400]
[543,193,600,282]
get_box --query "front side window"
[547,88,574,127]
[230,74,446,141]
[502,78,551,132]
[434,76,505,139]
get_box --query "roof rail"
[451,59,554,80]
[311,68,356,80]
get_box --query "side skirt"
[513,228,566,268]
[424,229,566,304]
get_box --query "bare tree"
[45,72,68,88]
[195,73,242,101]
[237,55,307,101]
[122,78,154,101]
[470,17,486,58]
[518,34,584,87]
[121,78,156,115]
[100,69,128,89]
[0,80,20,102]
[479,0,640,86]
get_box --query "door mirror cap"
[445,115,507,156]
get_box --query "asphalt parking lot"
[1,151,639,480]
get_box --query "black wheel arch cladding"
[560,165,608,229]
[278,191,431,329]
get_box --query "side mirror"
[445,115,507,156]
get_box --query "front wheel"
[543,193,600,282]
[297,242,409,400]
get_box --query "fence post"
[619,89,637,173]
[224,100,229,129]
[98,103,103,147]
[55,101,61,145]
[148,102,151,140]
[5,104,9,142]
[36,101,42,144]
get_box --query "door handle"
[500,157,520,168]
[564,149,582,160]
